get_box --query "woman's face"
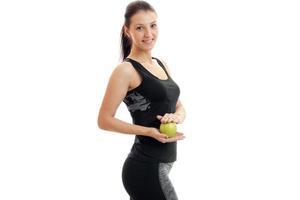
[126,10,158,51]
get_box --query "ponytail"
[120,26,132,61]
[120,0,156,61]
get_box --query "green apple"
[159,123,177,138]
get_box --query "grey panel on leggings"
[158,162,178,200]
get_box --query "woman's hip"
[122,156,178,200]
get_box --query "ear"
[123,26,131,38]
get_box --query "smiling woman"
[97,1,186,200]
[121,7,158,59]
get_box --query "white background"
[1,0,299,199]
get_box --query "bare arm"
[174,99,186,123]
[98,63,151,136]
[157,59,186,124]
[97,63,183,143]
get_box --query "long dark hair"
[120,0,156,61]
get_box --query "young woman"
[98,1,186,199]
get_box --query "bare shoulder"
[114,61,133,75]
[110,61,135,80]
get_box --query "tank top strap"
[124,57,150,79]
[152,57,171,78]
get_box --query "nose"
[144,27,152,38]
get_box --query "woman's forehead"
[130,10,157,26]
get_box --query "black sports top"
[123,57,180,163]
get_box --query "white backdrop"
[1,0,299,199]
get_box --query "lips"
[142,39,154,44]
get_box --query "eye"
[136,26,143,31]
[151,23,157,28]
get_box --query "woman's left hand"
[156,113,183,124]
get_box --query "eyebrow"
[135,21,157,26]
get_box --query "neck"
[128,46,153,64]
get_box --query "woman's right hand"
[147,128,185,143]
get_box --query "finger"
[167,114,178,123]
[158,133,168,139]
[159,115,169,124]
[175,135,185,140]
[156,115,163,120]
[163,114,170,121]
[174,133,185,139]
[176,135,186,140]
[162,134,169,139]
[165,115,173,123]
[159,137,168,143]
[169,117,177,123]
[164,113,171,117]
[165,134,185,143]
[174,119,180,124]
[165,137,180,143]
[171,117,178,123]
[173,116,181,123]
[176,132,184,136]
[161,117,167,124]
[166,117,173,123]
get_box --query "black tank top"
[123,57,180,163]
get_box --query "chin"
[140,42,156,51]
[142,46,155,51]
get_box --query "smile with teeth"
[142,39,154,43]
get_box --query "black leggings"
[122,157,178,200]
